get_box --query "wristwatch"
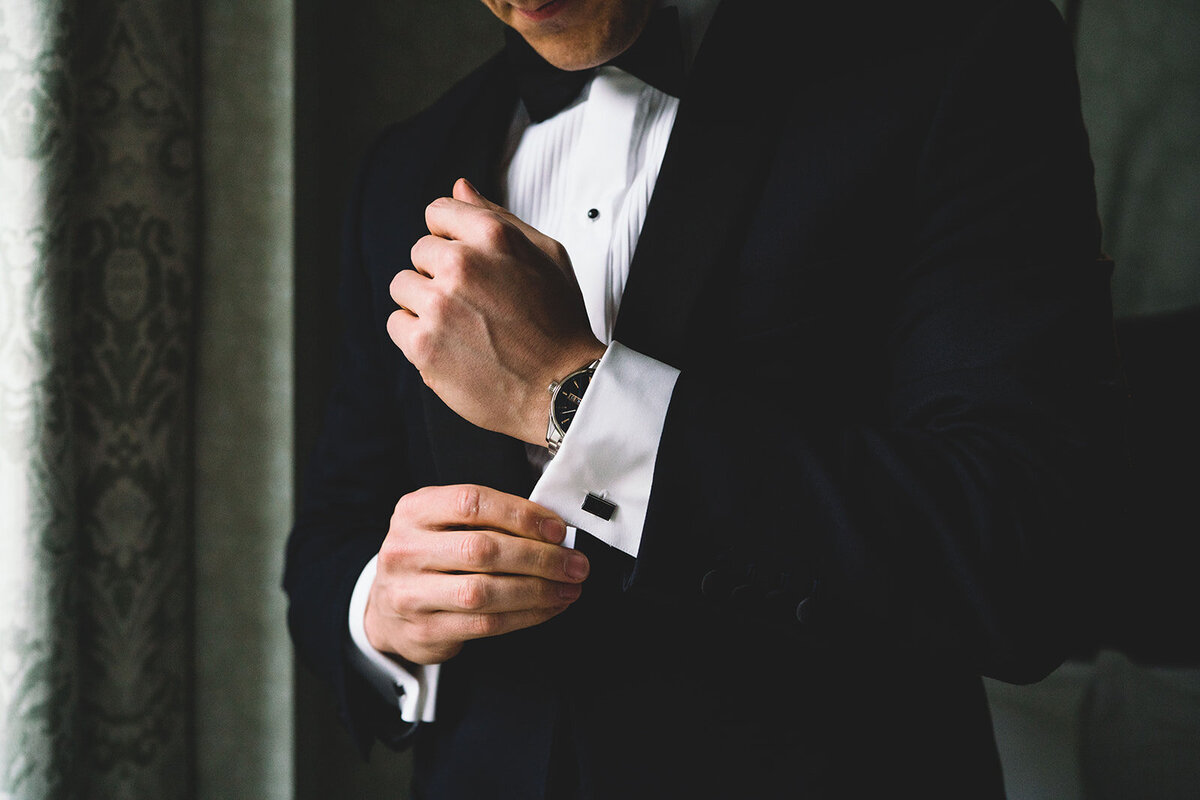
[546,359,601,455]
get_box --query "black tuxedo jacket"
[285,0,1124,796]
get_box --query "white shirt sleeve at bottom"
[347,554,439,723]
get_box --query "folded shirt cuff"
[530,340,680,557]
[347,555,439,723]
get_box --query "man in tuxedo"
[285,0,1123,796]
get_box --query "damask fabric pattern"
[0,1,197,798]
[0,2,79,797]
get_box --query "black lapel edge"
[612,0,797,367]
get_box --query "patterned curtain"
[1,0,196,796]
[0,2,81,794]
[1,0,293,797]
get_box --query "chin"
[528,34,627,71]
[513,0,652,71]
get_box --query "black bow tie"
[504,6,685,123]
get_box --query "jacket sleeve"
[627,0,1125,685]
[283,128,423,755]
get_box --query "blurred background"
[0,0,1196,798]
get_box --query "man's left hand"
[388,178,605,446]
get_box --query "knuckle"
[395,537,424,568]
[392,492,413,519]
[394,321,429,368]
[455,485,482,521]
[440,247,468,281]
[410,236,430,264]
[459,531,498,569]
[377,545,405,575]
[512,505,539,537]
[379,528,414,562]
[455,575,489,611]
[468,613,501,638]
[532,545,558,577]
[383,581,413,615]
[427,285,456,319]
[393,490,422,523]
[409,326,435,363]
[477,216,511,248]
[424,199,444,224]
[410,619,437,649]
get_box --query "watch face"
[553,371,591,433]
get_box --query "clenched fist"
[387,178,606,446]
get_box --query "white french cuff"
[347,554,439,723]
[530,340,680,557]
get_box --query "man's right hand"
[364,484,590,665]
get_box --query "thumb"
[452,178,575,278]
[454,180,542,240]
[453,177,503,210]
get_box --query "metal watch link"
[546,359,601,456]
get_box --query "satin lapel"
[612,0,794,366]
[416,59,538,498]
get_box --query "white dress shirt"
[348,0,721,725]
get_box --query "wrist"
[543,341,606,453]
[522,340,606,446]
[556,341,607,384]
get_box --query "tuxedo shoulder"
[852,0,1066,23]
[833,0,1068,50]
[775,0,1073,90]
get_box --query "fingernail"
[540,518,567,542]
[558,583,582,601]
[460,178,480,197]
[565,553,589,580]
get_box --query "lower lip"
[515,0,569,22]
